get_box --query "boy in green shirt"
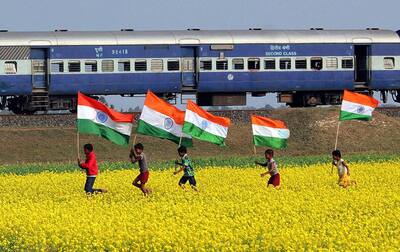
[174,146,198,191]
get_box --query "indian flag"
[137,91,193,147]
[77,92,134,146]
[340,90,380,121]
[183,101,231,146]
[251,115,290,149]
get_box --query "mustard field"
[0,162,399,251]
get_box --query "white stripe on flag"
[185,110,228,138]
[140,106,191,138]
[341,100,374,116]
[252,125,290,139]
[78,105,132,136]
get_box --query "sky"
[0,0,399,109]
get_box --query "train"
[0,28,400,114]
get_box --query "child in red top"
[78,143,107,194]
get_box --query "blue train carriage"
[0,28,400,114]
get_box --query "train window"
[135,60,147,71]
[232,58,244,70]
[151,59,164,72]
[102,60,114,72]
[279,59,291,70]
[4,61,17,74]
[295,58,307,69]
[118,61,131,72]
[51,61,64,73]
[200,60,212,71]
[384,57,395,69]
[33,60,45,73]
[264,59,276,70]
[167,60,180,71]
[68,61,81,72]
[85,61,98,72]
[326,57,338,69]
[216,59,228,70]
[342,58,354,69]
[248,58,260,70]
[311,57,323,70]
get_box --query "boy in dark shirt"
[174,146,198,191]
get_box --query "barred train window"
[264,59,276,70]
[311,57,323,70]
[135,60,147,71]
[33,61,45,73]
[200,60,212,71]
[295,58,307,69]
[51,61,64,73]
[232,58,244,70]
[68,61,81,72]
[167,60,180,71]
[102,60,114,72]
[85,61,98,72]
[342,58,354,69]
[151,59,163,72]
[280,59,291,70]
[326,57,338,69]
[118,61,131,72]
[248,58,260,70]
[216,59,228,70]
[5,61,17,74]
[384,57,395,69]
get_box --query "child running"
[78,143,107,195]
[255,149,281,188]
[130,143,151,196]
[332,150,356,188]
[174,146,198,191]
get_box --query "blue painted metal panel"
[48,73,180,95]
[197,71,354,92]
[0,75,32,95]
[50,45,182,59]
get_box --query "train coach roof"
[0,30,399,46]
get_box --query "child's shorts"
[338,173,355,188]
[268,173,280,187]
[138,171,149,184]
[179,176,196,186]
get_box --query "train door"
[31,48,48,89]
[354,45,371,85]
[181,47,198,89]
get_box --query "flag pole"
[253,145,257,156]
[334,120,341,150]
[178,136,183,147]
[77,130,80,160]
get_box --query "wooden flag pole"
[77,131,80,160]
[133,134,137,146]
[178,136,183,147]
[253,145,257,156]
[334,120,341,150]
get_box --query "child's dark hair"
[332,149,341,158]
[178,146,187,154]
[83,143,93,152]
[134,143,144,150]
[265,149,274,156]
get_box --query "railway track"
[0,106,399,128]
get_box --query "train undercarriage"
[1,90,399,115]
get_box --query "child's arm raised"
[129,149,140,164]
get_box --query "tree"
[98,96,108,106]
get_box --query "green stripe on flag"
[137,120,193,147]
[183,122,226,146]
[339,110,372,121]
[77,119,130,146]
[253,135,287,149]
